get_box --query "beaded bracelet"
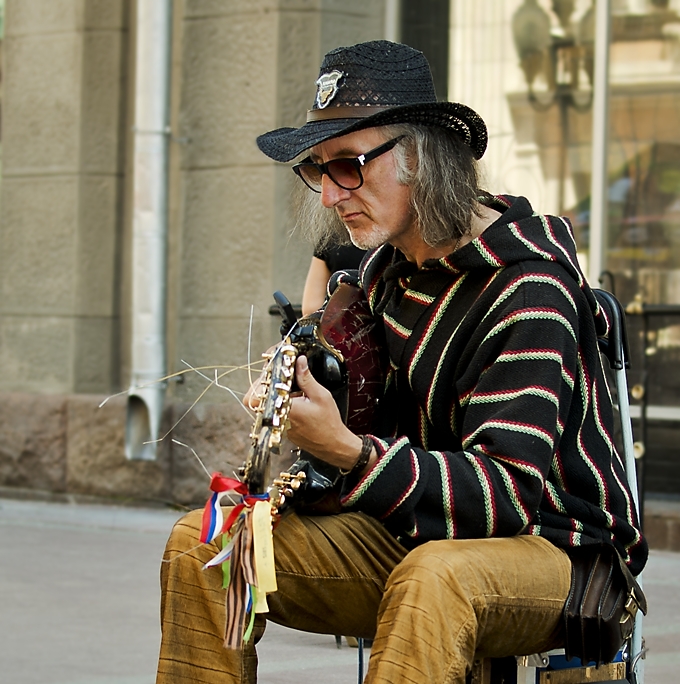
[339,435,374,476]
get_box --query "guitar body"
[318,281,385,435]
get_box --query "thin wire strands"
[98,359,266,473]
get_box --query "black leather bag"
[563,544,647,666]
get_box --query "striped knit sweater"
[339,195,648,575]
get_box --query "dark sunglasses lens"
[326,160,362,190]
[297,164,323,191]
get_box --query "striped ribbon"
[199,473,248,544]
[198,472,276,649]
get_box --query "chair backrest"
[592,289,641,522]
[593,289,630,372]
[593,289,645,684]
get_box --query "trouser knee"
[382,540,476,619]
[386,540,472,592]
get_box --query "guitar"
[242,281,385,512]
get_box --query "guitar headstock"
[243,342,297,494]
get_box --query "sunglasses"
[292,136,405,193]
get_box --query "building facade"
[0,0,678,504]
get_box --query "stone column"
[171,0,387,406]
[0,0,129,395]
[0,0,134,496]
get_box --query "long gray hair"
[294,123,489,250]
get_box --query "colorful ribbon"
[197,472,278,649]
[199,474,247,544]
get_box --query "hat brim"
[256,102,488,163]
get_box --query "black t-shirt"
[313,244,366,273]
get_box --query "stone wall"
[169,0,387,403]
[0,0,129,396]
[643,498,680,552]
[0,391,299,507]
[0,0,386,501]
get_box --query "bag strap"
[566,544,647,621]
[614,547,647,623]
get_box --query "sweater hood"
[424,195,607,336]
[361,195,608,335]
[430,195,580,280]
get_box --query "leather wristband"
[339,435,374,477]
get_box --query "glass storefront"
[446,0,680,298]
[402,0,680,493]
[604,4,680,308]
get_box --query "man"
[157,41,646,684]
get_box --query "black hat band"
[307,105,394,122]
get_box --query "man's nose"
[320,174,351,208]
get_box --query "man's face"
[309,128,415,251]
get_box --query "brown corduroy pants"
[156,509,571,684]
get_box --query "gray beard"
[346,224,392,251]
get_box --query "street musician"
[156,41,647,684]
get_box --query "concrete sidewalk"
[0,497,677,684]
